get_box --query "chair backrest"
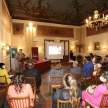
[85,70,93,79]
[57,97,81,108]
[73,73,83,82]
[7,95,31,108]
[24,77,36,91]
[97,67,101,75]
[0,76,8,100]
[50,76,62,86]
[99,94,108,108]
[0,75,8,91]
[0,75,8,84]
[57,99,70,108]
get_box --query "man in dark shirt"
[23,61,41,89]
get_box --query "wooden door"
[31,47,39,61]
[60,40,69,62]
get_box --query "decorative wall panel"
[13,23,24,35]
[86,27,108,36]
[38,25,74,37]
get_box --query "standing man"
[69,61,82,74]
[23,61,42,89]
[82,56,94,78]
[70,50,73,60]
[16,49,25,72]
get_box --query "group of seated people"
[0,60,42,107]
[0,53,108,108]
[50,53,108,108]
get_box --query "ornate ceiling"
[5,0,108,26]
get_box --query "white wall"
[12,19,81,60]
[0,0,12,72]
[84,25,108,61]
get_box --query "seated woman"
[7,72,34,107]
[103,55,108,68]
[52,73,82,108]
[82,71,108,107]
[0,63,11,84]
[93,57,101,76]
[90,53,96,64]
[48,63,63,92]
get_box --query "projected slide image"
[49,46,61,55]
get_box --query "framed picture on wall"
[13,23,24,35]
[94,42,100,50]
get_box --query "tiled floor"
[0,63,104,108]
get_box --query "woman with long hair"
[7,72,34,107]
[82,71,108,107]
[52,73,82,108]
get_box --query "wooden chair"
[50,76,62,97]
[0,75,9,100]
[7,95,33,108]
[25,77,39,101]
[84,94,108,108]
[57,97,81,108]
[73,73,83,89]
[92,67,101,85]
[82,70,93,88]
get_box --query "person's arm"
[4,69,11,83]
[28,84,34,106]
[23,53,25,58]
[15,53,21,60]
[93,85,104,97]
[82,64,88,78]
[77,86,82,98]
[37,71,42,85]
[52,90,60,103]
[69,69,71,73]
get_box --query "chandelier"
[86,10,108,31]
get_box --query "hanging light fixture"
[86,0,108,31]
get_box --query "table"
[25,60,51,73]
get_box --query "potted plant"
[76,43,85,53]
[77,55,83,62]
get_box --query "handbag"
[86,85,97,94]
[1,98,10,108]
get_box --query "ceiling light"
[86,10,108,31]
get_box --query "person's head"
[90,53,94,58]
[86,56,91,62]
[29,55,32,58]
[100,71,108,90]
[94,54,97,58]
[105,55,108,58]
[63,73,77,107]
[27,62,34,69]
[73,61,78,67]
[0,63,5,69]
[55,63,62,70]
[96,57,101,64]
[13,72,25,93]
[19,49,22,53]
